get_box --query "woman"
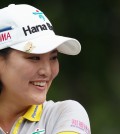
[0,4,91,134]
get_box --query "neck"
[0,99,29,120]
[0,97,29,133]
[0,92,30,118]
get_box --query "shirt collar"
[23,105,43,121]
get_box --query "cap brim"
[10,35,81,55]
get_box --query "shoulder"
[44,100,88,115]
[43,100,91,134]
[43,100,90,126]
[58,100,87,112]
[44,99,84,107]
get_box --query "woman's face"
[0,49,59,106]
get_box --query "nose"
[38,60,51,78]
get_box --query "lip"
[30,81,47,91]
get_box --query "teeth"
[32,82,46,86]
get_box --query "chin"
[32,97,46,105]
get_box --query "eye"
[28,56,40,60]
[50,55,58,60]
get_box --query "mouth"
[30,81,46,87]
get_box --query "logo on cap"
[0,26,12,33]
[0,32,12,44]
[0,26,12,44]
[33,10,45,21]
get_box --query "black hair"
[0,47,12,58]
[0,48,13,93]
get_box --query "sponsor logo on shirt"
[71,119,90,134]
[32,128,45,134]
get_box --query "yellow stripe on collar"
[23,105,43,121]
[12,117,24,134]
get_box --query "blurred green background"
[0,0,120,133]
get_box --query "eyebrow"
[51,49,58,54]
[25,49,58,57]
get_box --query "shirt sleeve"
[50,100,91,134]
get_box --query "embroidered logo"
[0,32,12,44]
[71,119,90,134]
[0,26,12,33]
[0,26,12,44]
[33,10,45,21]
[32,129,45,134]
[22,23,53,36]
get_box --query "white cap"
[0,4,81,55]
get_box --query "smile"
[30,81,46,87]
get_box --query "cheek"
[52,62,59,79]
[10,63,32,80]
[2,60,35,86]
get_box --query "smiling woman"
[0,4,91,134]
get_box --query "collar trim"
[23,105,43,121]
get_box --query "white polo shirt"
[0,100,91,134]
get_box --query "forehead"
[9,49,58,56]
